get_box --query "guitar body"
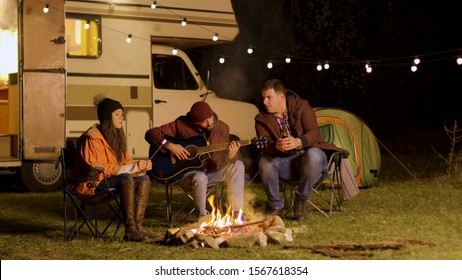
[149,135,211,184]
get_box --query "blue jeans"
[96,173,150,193]
[178,160,245,217]
[258,147,327,210]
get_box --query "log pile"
[163,215,293,248]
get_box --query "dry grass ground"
[0,153,461,260]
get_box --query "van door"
[22,0,65,160]
[19,0,65,192]
[152,48,205,127]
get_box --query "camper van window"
[152,55,199,90]
[65,15,102,58]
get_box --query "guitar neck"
[197,139,252,154]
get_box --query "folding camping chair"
[164,181,225,225]
[61,147,124,241]
[279,149,344,218]
[280,123,345,218]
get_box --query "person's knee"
[118,173,134,182]
[191,172,208,190]
[306,148,326,165]
[232,160,245,174]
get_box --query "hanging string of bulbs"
[37,0,462,73]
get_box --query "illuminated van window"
[0,29,18,84]
[65,15,101,58]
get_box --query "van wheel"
[19,160,62,192]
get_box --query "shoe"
[294,196,307,221]
[267,208,284,218]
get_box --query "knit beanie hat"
[95,95,124,124]
[190,101,214,122]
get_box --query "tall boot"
[119,181,145,242]
[294,195,307,221]
[135,180,162,240]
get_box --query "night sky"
[191,0,462,154]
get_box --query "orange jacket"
[71,125,134,197]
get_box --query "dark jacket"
[254,90,349,158]
[145,113,233,171]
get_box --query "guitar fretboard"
[196,139,252,154]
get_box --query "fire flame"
[190,195,244,235]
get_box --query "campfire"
[164,195,293,248]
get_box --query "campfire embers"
[164,196,293,248]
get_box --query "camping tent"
[315,107,381,187]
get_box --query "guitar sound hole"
[185,146,198,159]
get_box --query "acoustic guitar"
[149,135,270,184]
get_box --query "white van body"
[0,0,258,192]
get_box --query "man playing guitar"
[145,101,245,220]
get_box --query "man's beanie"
[94,94,123,124]
[190,101,214,122]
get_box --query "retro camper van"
[0,0,258,192]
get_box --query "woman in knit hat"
[71,94,160,242]
[145,101,245,220]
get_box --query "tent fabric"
[315,107,381,187]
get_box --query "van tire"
[19,160,62,192]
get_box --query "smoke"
[243,187,266,222]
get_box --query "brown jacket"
[145,113,234,171]
[71,125,134,197]
[254,90,349,158]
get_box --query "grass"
[1,153,462,260]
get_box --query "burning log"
[163,215,293,248]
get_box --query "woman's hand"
[137,159,153,171]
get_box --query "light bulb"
[126,34,132,43]
[324,63,330,70]
[84,20,90,30]
[151,1,157,9]
[43,4,49,13]
[457,57,462,65]
[413,57,420,65]
[247,47,253,54]
[285,57,291,63]
[219,57,225,64]
[366,66,372,73]
[181,18,187,27]
[212,33,218,41]
[267,61,273,69]
[316,64,322,71]
[172,48,178,55]
[411,65,418,72]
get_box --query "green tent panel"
[315,107,381,187]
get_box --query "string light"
[267,61,273,69]
[457,57,462,65]
[151,1,157,9]
[172,48,178,55]
[39,1,461,72]
[219,57,225,64]
[181,18,187,27]
[365,63,373,73]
